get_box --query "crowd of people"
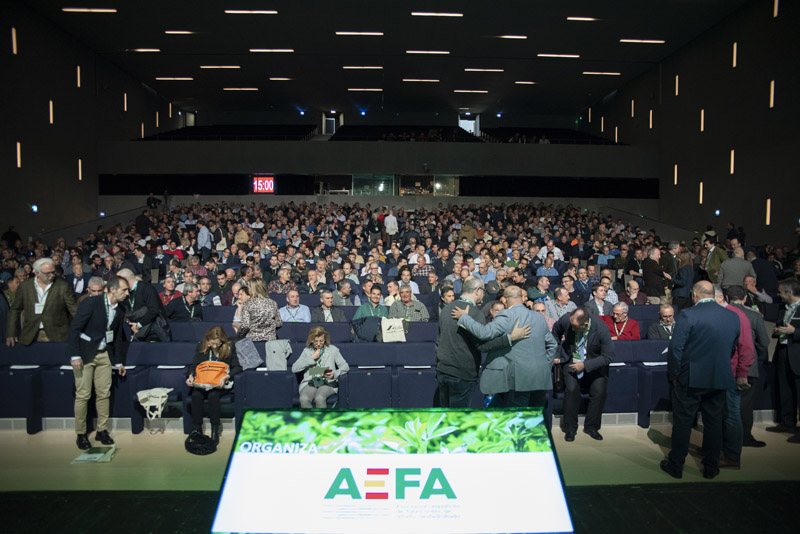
[2,199,800,463]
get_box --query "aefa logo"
[324,468,456,500]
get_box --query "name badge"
[106,331,114,343]
[34,303,44,314]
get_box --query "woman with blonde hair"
[186,326,241,443]
[238,278,281,341]
[291,326,349,408]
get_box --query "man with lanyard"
[165,282,203,321]
[389,286,429,322]
[648,304,677,340]
[69,275,130,450]
[353,286,389,320]
[118,268,161,341]
[553,308,614,442]
[545,288,577,321]
[599,302,641,340]
[767,278,800,441]
[279,289,311,323]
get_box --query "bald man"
[661,281,742,480]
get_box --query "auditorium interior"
[1,1,799,533]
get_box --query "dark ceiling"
[28,0,750,117]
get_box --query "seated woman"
[186,326,241,443]
[238,278,282,341]
[291,325,349,408]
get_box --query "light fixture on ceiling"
[582,71,621,76]
[454,89,488,93]
[62,7,117,13]
[497,35,527,39]
[164,30,194,35]
[335,31,384,36]
[411,12,463,17]
[223,87,259,91]
[566,17,597,21]
[348,88,383,92]
[465,68,504,72]
[200,65,240,69]
[249,48,294,53]
[406,50,450,55]
[515,81,537,85]
[224,10,278,15]
[131,48,160,52]
[402,79,440,83]
[342,65,383,70]
[620,39,665,44]
[269,77,292,81]
[538,53,580,58]
[155,77,193,81]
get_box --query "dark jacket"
[310,306,347,322]
[642,258,668,297]
[188,344,242,379]
[165,297,204,322]
[553,315,614,379]
[68,295,129,366]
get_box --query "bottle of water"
[483,394,495,408]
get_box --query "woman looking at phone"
[291,326,349,408]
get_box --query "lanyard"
[207,350,218,362]
[128,289,136,309]
[183,297,195,319]
[287,306,300,321]
[614,318,628,337]
[661,323,673,339]
[368,304,381,317]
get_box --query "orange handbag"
[193,361,230,390]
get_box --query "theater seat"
[406,322,438,342]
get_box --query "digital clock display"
[252,175,275,194]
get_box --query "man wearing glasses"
[6,258,77,346]
[648,304,677,340]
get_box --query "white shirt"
[384,214,398,235]
[34,280,53,329]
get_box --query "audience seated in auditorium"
[311,289,347,322]
[618,279,648,306]
[353,285,388,320]
[333,279,361,307]
[280,289,311,323]
[389,286,429,322]
[546,288,577,321]
[198,277,222,307]
[647,304,676,340]
[291,326,349,408]
[585,283,613,318]
[165,282,203,322]
[600,302,641,341]
[533,301,556,331]
[527,276,554,302]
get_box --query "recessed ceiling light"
[411,12,463,17]
[620,39,665,44]
[406,50,450,55]
[164,30,194,35]
[538,53,580,58]
[402,79,440,83]
[223,87,259,91]
[269,77,292,81]
[62,7,117,13]
[342,66,383,70]
[566,17,597,21]
[249,48,294,53]
[454,89,488,93]
[335,31,384,36]
[200,65,241,69]
[131,48,160,52]
[155,77,193,81]
[582,71,621,76]
[347,88,383,92]
[465,68,504,72]
[515,81,537,85]
[497,35,527,39]
[224,10,278,15]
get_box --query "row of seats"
[0,339,776,434]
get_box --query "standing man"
[661,281,741,480]
[453,285,556,408]
[384,210,398,243]
[69,276,130,450]
[6,258,77,346]
[117,269,164,341]
[553,308,614,441]
[196,220,213,262]
[767,278,800,441]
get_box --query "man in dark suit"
[553,308,614,441]
[643,247,671,303]
[661,281,741,480]
[66,263,93,299]
[583,283,613,318]
[117,269,165,341]
[767,278,800,442]
[727,285,770,447]
[6,258,77,346]
[132,246,154,283]
[69,275,130,450]
[310,290,347,322]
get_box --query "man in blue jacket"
[661,281,741,480]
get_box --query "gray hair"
[613,301,629,313]
[183,282,198,293]
[461,275,485,295]
[32,257,55,273]
[668,241,680,252]
[336,279,351,291]
[87,276,105,288]
[117,268,135,281]
[712,284,724,298]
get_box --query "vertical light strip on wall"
[588,107,591,123]
[631,99,635,118]
[141,122,145,138]
[16,142,21,168]
[78,159,82,181]
[77,66,81,87]
[123,92,127,111]
[699,182,704,204]
[600,116,604,133]
[673,164,678,185]
[169,102,172,118]
[49,100,54,124]
[675,75,679,96]
[156,111,159,128]
[615,126,619,143]
[730,150,735,174]
[769,80,775,108]
[700,109,705,132]
[732,42,737,67]
[11,27,17,54]
[774,0,779,18]
[765,198,771,225]
[649,109,653,129]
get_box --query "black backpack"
[185,431,217,455]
